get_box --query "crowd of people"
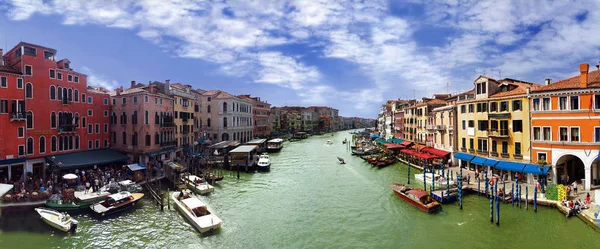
[562,193,592,217]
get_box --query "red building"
[238,94,271,138]
[1,42,112,182]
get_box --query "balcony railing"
[447,125,454,130]
[436,125,446,130]
[10,112,26,121]
[426,125,435,130]
[160,141,177,147]
[161,122,175,128]
[426,141,434,147]
[488,129,509,137]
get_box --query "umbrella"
[62,173,78,180]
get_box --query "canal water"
[0,131,596,248]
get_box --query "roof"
[532,69,600,92]
[12,41,57,53]
[181,197,206,209]
[230,145,258,153]
[45,149,129,170]
[407,189,428,199]
[0,65,21,74]
[208,140,239,149]
[489,81,540,98]
[127,163,146,171]
[246,139,267,144]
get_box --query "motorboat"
[414,173,455,188]
[34,207,78,232]
[337,157,346,164]
[257,153,271,171]
[181,173,215,195]
[45,190,111,212]
[100,180,143,194]
[326,140,333,145]
[171,189,223,234]
[266,138,284,152]
[390,183,441,213]
[342,138,348,144]
[90,191,144,217]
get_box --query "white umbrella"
[62,173,78,180]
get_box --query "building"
[530,64,600,190]
[270,108,282,134]
[393,100,412,138]
[428,102,456,161]
[201,90,254,143]
[1,42,111,181]
[109,81,176,164]
[238,95,271,138]
[415,96,447,144]
[301,108,318,132]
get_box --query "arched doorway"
[555,155,585,185]
[222,133,229,141]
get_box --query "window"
[533,98,540,111]
[223,102,228,112]
[25,65,32,76]
[145,134,151,146]
[88,96,92,103]
[469,138,474,149]
[104,139,108,148]
[477,139,488,152]
[542,98,550,110]
[88,124,93,134]
[223,117,228,127]
[155,112,159,124]
[82,117,87,128]
[559,96,568,110]
[44,51,54,60]
[595,94,600,109]
[104,98,108,105]
[49,69,55,79]
[51,112,56,128]
[155,133,160,145]
[160,99,163,105]
[595,127,600,142]
[501,141,508,154]
[122,97,127,105]
[533,127,541,140]
[0,77,6,88]
[491,140,497,153]
[570,96,579,110]
[57,72,62,80]
[570,127,579,142]
[477,120,488,131]
[132,132,138,146]
[207,105,211,113]
[133,96,138,103]
[499,101,508,112]
[39,136,46,154]
[512,100,521,111]
[462,120,466,130]
[73,90,78,102]
[58,137,63,151]
[559,127,568,141]
[132,111,138,125]
[145,95,149,103]
[512,120,523,132]
[461,138,466,148]
[74,76,79,83]
[104,110,108,117]
[468,120,474,128]
[17,78,23,89]
[460,105,466,113]
[82,94,86,103]
[514,142,521,155]
[95,140,100,149]
[490,102,497,112]
[145,111,149,124]
[49,86,56,100]
[468,104,473,113]
[95,124,100,134]
[543,127,551,141]
[207,118,211,127]
[18,127,24,138]
[26,111,33,129]
[155,97,158,104]
[88,140,93,149]
[121,112,127,124]
[51,136,57,152]
[27,137,33,155]
[67,75,73,82]
[25,83,33,98]
[122,132,127,145]
[0,100,7,114]
[75,136,80,150]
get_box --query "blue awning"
[495,161,526,172]
[390,138,404,144]
[471,156,487,165]
[454,152,475,161]
[127,163,146,171]
[191,152,202,157]
[522,164,550,175]
[0,157,26,165]
[146,147,177,157]
[371,134,379,139]
[375,138,387,145]
[482,159,499,167]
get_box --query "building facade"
[201,90,254,143]
[238,95,271,138]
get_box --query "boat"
[171,189,223,234]
[326,140,333,145]
[337,157,346,164]
[45,190,111,212]
[267,138,284,152]
[205,172,224,183]
[414,173,455,188]
[100,180,143,194]
[430,188,460,204]
[257,153,271,171]
[342,138,348,144]
[390,183,441,213]
[34,207,78,233]
[181,173,215,195]
[89,191,144,217]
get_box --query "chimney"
[131,80,136,88]
[544,78,551,85]
[580,63,589,88]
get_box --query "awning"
[146,147,176,157]
[45,149,129,170]
[190,152,202,157]
[384,144,404,149]
[522,164,550,175]
[400,141,412,146]
[470,156,487,165]
[412,144,425,151]
[375,138,387,145]
[400,149,415,155]
[371,134,379,139]
[209,140,239,149]
[230,145,258,153]
[482,159,499,167]
[0,183,13,196]
[0,157,26,166]
[495,161,526,172]
[414,152,438,160]
[421,147,450,157]
[390,138,404,144]
[166,161,183,170]
[454,152,475,161]
[127,163,146,171]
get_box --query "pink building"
[110,81,176,164]
[238,94,271,138]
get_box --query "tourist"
[85,181,91,194]
[585,193,591,205]
[572,181,577,194]
[94,178,99,192]
[560,174,565,185]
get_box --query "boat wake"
[457,221,467,226]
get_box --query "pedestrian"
[94,178,99,192]
[85,181,90,194]
[572,181,578,194]
[560,174,565,184]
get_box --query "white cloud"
[80,66,120,90]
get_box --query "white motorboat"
[266,138,284,152]
[181,174,215,195]
[257,153,271,171]
[326,140,333,145]
[171,189,222,234]
[415,173,455,188]
[35,207,78,232]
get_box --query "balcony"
[490,151,499,157]
[476,150,488,155]
[435,125,446,131]
[10,112,26,122]
[426,141,434,147]
[447,125,454,130]
[461,147,467,152]
[426,125,435,130]
[514,154,523,159]
[488,112,510,119]
[182,118,189,123]
[488,129,509,138]
[161,122,175,128]
[160,141,177,147]
[58,124,77,134]
[468,148,475,153]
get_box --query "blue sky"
[1,0,599,118]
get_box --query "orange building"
[530,63,600,190]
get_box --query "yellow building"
[169,84,196,153]
[455,76,539,182]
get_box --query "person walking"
[572,181,578,194]
[94,178,99,192]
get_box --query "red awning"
[412,144,425,151]
[413,152,438,160]
[421,147,451,157]
[400,149,415,155]
[400,141,412,146]
[384,144,404,149]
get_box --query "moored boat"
[257,153,271,171]
[390,183,441,213]
[100,180,143,194]
[45,190,111,212]
[337,157,346,164]
[326,140,333,145]
[266,138,284,152]
[414,173,455,188]
[171,189,222,234]
[35,207,78,233]
[181,174,215,195]
[89,191,144,217]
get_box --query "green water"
[0,131,596,248]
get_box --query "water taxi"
[266,138,284,152]
[90,191,144,217]
[34,207,78,232]
[171,189,222,234]
[390,183,441,213]
[181,173,215,195]
[257,153,271,171]
[45,190,111,212]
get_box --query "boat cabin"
[267,138,284,149]
[181,197,211,217]
[103,192,133,207]
[245,139,268,152]
[407,190,434,205]
[229,145,258,169]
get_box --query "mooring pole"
[526,186,529,210]
[496,196,500,226]
[534,185,538,212]
[407,162,411,184]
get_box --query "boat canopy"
[268,138,284,143]
[370,134,379,139]
[167,161,183,170]
[400,141,412,146]
[407,189,428,199]
[208,140,240,149]
[375,138,387,145]
[119,180,135,186]
[421,147,450,157]
[45,149,129,170]
[246,139,267,145]
[230,145,258,153]
[0,183,13,196]
[109,192,132,201]
[182,197,206,209]
[389,138,404,144]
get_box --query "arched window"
[69,136,73,150]
[74,90,79,102]
[62,88,67,101]
[145,133,151,146]
[132,132,138,146]
[39,136,46,154]
[223,117,227,127]
[207,118,211,127]
[112,132,116,144]
[207,105,211,113]
[67,88,72,101]
[75,135,80,150]
[58,136,63,151]
[50,86,56,100]
[58,86,63,100]
[51,136,57,152]
[155,133,160,145]
[121,112,127,124]
[25,83,33,98]
[222,133,229,141]
[51,112,56,128]
[145,111,149,124]
[155,112,159,124]
[132,111,137,125]
[26,111,33,129]
[122,132,127,145]
[112,112,117,124]
[223,102,228,112]
[27,137,34,154]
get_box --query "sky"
[1,0,600,118]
